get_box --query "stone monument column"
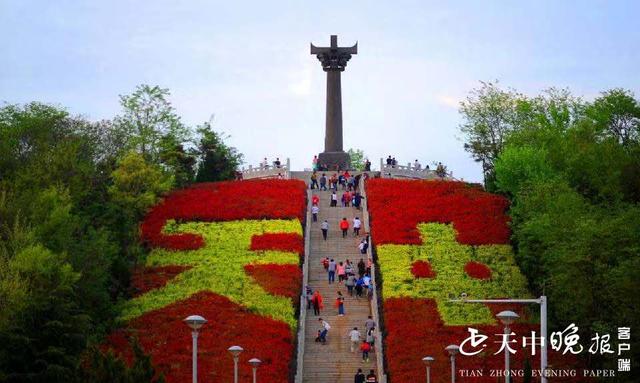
[311,35,357,170]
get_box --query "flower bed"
[367,180,585,382]
[244,264,301,300]
[384,298,584,383]
[250,232,304,255]
[109,291,294,383]
[121,219,303,325]
[410,260,435,279]
[130,265,192,297]
[366,179,510,245]
[140,180,307,250]
[464,261,492,280]
[108,179,306,383]
[376,223,529,325]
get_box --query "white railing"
[360,177,388,383]
[379,159,454,180]
[294,189,312,383]
[241,158,291,180]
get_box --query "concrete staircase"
[293,173,378,382]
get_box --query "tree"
[114,85,190,162]
[109,151,173,217]
[82,340,165,383]
[0,244,90,382]
[459,81,532,186]
[194,123,243,182]
[347,148,366,170]
[587,88,640,146]
[493,146,555,197]
[0,100,187,381]
[484,85,640,378]
[158,135,196,188]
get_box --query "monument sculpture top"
[310,35,357,170]
[310,35,358,72]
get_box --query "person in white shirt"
[348,327,361,353]
[318,318,331,343]
[311,205,319,222]
[414,159,422,170]
[261,157,268,169]
[353,217,362,236]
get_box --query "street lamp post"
[450,295,548,383]
[183,315,207,383]
[496,311,520,383]
[228,345,244,383]
[445,345,459,383]
[422,356,434,383]
[249,358,262,383]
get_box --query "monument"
[311,35,357,170]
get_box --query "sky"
[1,0,639,182]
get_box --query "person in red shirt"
[312,194,320,206]
[312,291,324,316]
[321,257,329,270]
[341,191,351,207]
[340,217,349,238]
[360,340,371,362]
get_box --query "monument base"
[318,151,351,171]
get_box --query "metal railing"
[241,158,291,180]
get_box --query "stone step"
[299,187,378,383]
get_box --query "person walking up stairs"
[299,175,378,382]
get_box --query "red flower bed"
[107,291,294,383]
[130,266,192,297]
[464,261,492,280]
[244,264,302,301]
[384,297,587,383]
[140,179,307,250]
[251,233,304,256]
[411,260,436,279]
[366,179,510,245]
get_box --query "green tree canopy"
[347,148,366,170]
[109,151,173,217]
[468,83,640,377]
[114,84,189,162]
[194,122,243,182]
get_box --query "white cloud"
[436,94,461,109]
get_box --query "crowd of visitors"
[305,166,379,382]
[319,255,373,297]
[310,170,363,193]
[312,154,356,172]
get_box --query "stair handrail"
[360,176,388,383]
[294,188,312,383]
